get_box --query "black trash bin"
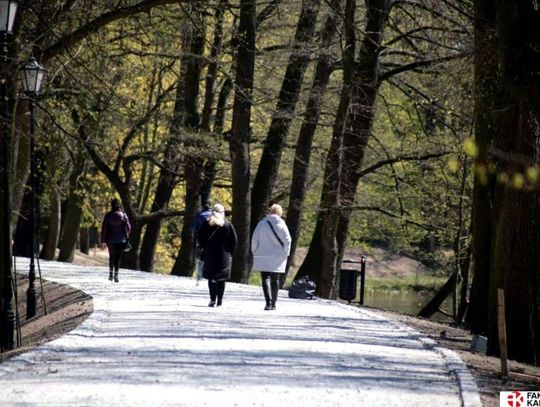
[339,268,357,302]
[339,256,366,304]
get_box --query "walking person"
[101,199,131,283]
[251,204,291,310]
[191,202,212,285]
[198,204,237,307]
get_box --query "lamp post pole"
[26,97,36,318]
[0,0,19,351]
[19,55,46,320]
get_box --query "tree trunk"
[57,195,83,263]
[199,7,227,207]
[251,0,321,229]
[139,172,177,272]
[122,224,142,270]
[418,272,457,318]
[171,8,206,277]
[332,0,391,280]
[136,63,160,215]
[200,78,232,205]
[13,146,45,258]
[171,158,200,276]
[200,3,225,134]
[296,0,392,300]
[468,0,540,365]
[294,213,324,282]
[13,181,33,258]
[41,187,61,260]
[467,0,497,336]
[298,0,357,294]
[284,10,340,285]
[139,13,204,272]
[10,103,29,234]
[57,157,86,263]
[79,227,89,255]
[457,238,472,323]
[229,0,256,284]
[489,1,540,364]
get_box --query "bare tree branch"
[42,0,196,62]
[113,82,177,174]
[348,205,446,231]
[379,52,468,82]
[358,152,451,178]
[256,0,280,28]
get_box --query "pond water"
[361,290,453,322]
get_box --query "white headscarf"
[208,203,225,227]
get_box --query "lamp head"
[19,56,47,96]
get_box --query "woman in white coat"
[251,204,292,310]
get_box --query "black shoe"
[208,301,216,307]
[216,301,222,307]
[114,273,119,283]
[264,304,272,311]
[109,272,113,281]
[271,304,276,310]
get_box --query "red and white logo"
[507,392,524,407]
[501,391,540,407]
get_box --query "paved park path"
[0,259,481,406]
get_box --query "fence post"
[359,256,366,305]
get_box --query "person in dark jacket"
[101,199,131,282]
[197,203,237,307]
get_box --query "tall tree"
[57,149,88,263]
[296,0,393,297]
[250,0,321,229]
[469,0,540,365]
[466,0,497,336]
[171,6,206,277]
[142,8,205,274]
[229,0,256,283]
[198,2,227,206]
[284,8,341,283]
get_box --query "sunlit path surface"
[0,259,481,406]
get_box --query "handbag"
[288,276,316,299]
[200,226,219,260]
[123,239,132,252]
[122,213,132,252]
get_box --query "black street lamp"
[0,0,19,351]
[19,56,46,319]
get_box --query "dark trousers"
[261,272,280,306]
[208,280,226,304]
[108,242,125,272]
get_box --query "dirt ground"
[369,307,540,406]
[1,250,538,406]
[0,273,93,362]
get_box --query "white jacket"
[251,214,292,273]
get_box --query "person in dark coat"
[198,203,237,307]
[101,199,131,282]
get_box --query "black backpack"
[288,277,316,299]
